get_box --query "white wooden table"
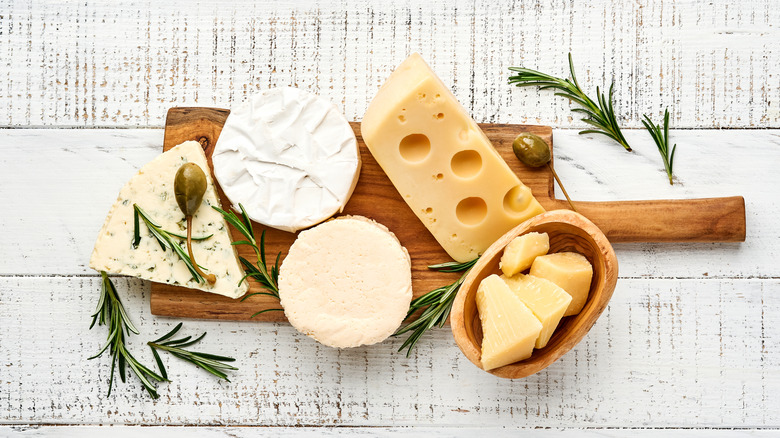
[1,1,778,435]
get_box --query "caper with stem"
[174,163,217,284]
[512,133,577,212]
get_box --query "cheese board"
[149,107,746,321]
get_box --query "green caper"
[512,133,551,168]
[512,132,578,213]
[174,163,207,216]
[174,163,216,284]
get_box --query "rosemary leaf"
[89,272,166,399]
[642,109,678,185]
[213,205,284,316]
[148,325,238,382]
[394,258,478,357]
[166,231,214,241]
[133,204,208,284]
[509,53,632,152]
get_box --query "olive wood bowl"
[450,209,618,379]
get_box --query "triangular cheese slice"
[90,141,248,299]
[501,274,571,349]
[476,274,542,371]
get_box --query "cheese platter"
[88,53,747,391]
[149,107,745,322]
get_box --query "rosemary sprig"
[89,272,166,398]
[148,323,238,381]
[133,204,210,284]
[394,258,479,357]
[213,204,284,318]
[509,53,632,151]
[642,109,678,185]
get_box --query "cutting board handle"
[556,196,746,242]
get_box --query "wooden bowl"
[450,209,618,379]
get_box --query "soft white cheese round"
[212,87,361,232]
[278,216,413,348]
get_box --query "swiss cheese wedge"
[89,141,248,299]
[361,53,545,262]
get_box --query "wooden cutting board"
[150,107,746,321]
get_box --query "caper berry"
[512,133,551,168]
[174,163,207,216]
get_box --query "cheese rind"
[361,53,545,262]
[499,232,550,276]
[213,87,361,233]
[476,274,542,370]
[90,141,248,299]
[501,274,572,349]
[278,216,412,348]
[530,252,593,316]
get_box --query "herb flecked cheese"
[89,141,248,299]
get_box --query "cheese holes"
[433,173,444,181]
[399,134,431,163]
[455,197,488,226]
[450,150,482,179]
[434,113,444,120]
[503,185,533,214]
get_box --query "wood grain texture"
[452,210,619,379]
[1,1,778,129]
[0,126,775,427]
[0,128,772,280]
[0,0,779,431]
[1,276,778,427]
[150,108,744,321]
[4,426,780,437]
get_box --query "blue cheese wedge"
[90,141,248,299]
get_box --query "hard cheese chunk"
[361,53,545,262]
[530,252,593,316]
[501,274,572,349]
[90,141,248,299]
[499,232,549,276]
[476,274,542,370]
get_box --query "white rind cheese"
[90,141,248,299]
[278,216,413,348]
[212,87,361,233]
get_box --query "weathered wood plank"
[1,0,779,431]
[1,276,777,426]
[0,0,778,128]
[3,426,780,437]
[0,128,773,278]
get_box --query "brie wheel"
[278,216,413,348]
[212,87,361,233]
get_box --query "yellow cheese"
[530,252,593,316]
[500,274,572,349]
[476,274,542,370]
[361,53,545,262]
[499,232,549,276]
